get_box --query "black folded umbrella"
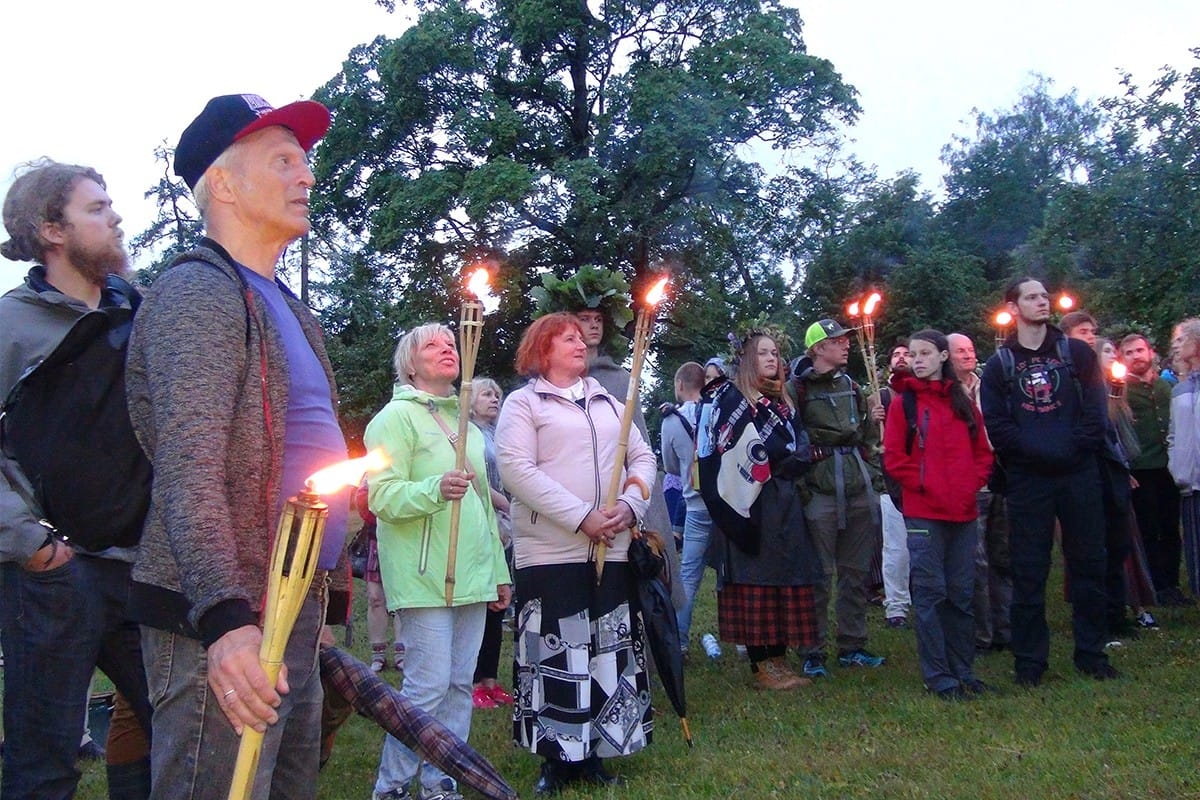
[318,645,518,800]
[628,530,693,747]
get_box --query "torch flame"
[863,292,882,316]
[464,266,500,314]
[466,268,490,300]
[994,310,1013,327]
[306,448,389,495]
[1057,294,1075,310]
[645,276,669,307]
[847,301,861,317]
[1111,362,1127,381]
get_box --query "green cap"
[804,318,853,349]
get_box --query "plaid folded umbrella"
[318,646,518,800]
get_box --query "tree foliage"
[134,12,1200,427]
[309,0,859,386]
[938,77,1103,283]
[129,144,203,285]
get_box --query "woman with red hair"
[495,312,658,796]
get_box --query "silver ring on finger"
[223,688,237,701]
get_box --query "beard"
[1127,359,1153,377]
[65,236,131,286]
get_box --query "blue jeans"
[676,509,713,645]
[375,603,487,795]
[0,554,151,800]
[906,517,977,692]
[142,593,325,800]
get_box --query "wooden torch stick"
[595,306,654,584]
[227,489,328,800]
[446,298,484,606]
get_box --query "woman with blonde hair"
[365,324,511,800]
[468,376,516,709]
[697,326,821,690]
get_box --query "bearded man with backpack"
[0,160,153,799]
[980,276,1116,687]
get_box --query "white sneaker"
[417,779,463,800]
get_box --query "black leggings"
[473,605,505,683]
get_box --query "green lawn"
[17,561,1200,800]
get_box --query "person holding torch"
[789,318,887,678]
[364,324,512,800]
[126,94,354,799]
[496,312,657,796]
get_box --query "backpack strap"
[663,405,694,439]
[879,386,893,413]
[998,346,1015,389]
[1056,336,1083,403]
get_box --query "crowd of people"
[3,88,1200,800]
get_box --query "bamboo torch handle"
[226,660,283,799]
[447,300,482,606]
[596,308,650,583]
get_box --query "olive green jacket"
[1126,375,1172,471]
[788,363,882,500]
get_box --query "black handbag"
[347,523,372,579]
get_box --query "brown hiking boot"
[752,657,812,690]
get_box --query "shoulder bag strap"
[426,403,489,500]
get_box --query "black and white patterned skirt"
[512,561,653,763]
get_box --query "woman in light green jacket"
[364,323,511,800]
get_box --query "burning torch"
[445,267,492,606]
[227,449,388,800]
[1109,360,1128,400]
[846,291,883,396]
[993,310,1013,349]
[595,275,669,584]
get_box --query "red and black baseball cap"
[174,94,331,190]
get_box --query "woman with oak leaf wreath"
[696,321,822,690]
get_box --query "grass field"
[19,560,1200,800]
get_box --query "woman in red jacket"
[883,329,993,700]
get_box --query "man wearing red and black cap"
[126,94,351,799]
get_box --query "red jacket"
[883,375,992,523]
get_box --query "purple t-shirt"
[240,267,349,568]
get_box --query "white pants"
[881,493,911,618]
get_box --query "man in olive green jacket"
[1121,333,1188,605]
[789,319,886,678]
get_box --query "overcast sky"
[2,1,1197,288]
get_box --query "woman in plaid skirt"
[697,327,822,690]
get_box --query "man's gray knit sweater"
[126,241,345,646]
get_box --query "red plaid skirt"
[717,583,818,648]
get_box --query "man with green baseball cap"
[788,317,885,678]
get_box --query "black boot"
[534,759,574,796]
[579,754,625,787]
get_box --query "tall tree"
[309,0,859,378]
[938,77,1102,282]
[1023,52,1200,346]
[129,144,203,284]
